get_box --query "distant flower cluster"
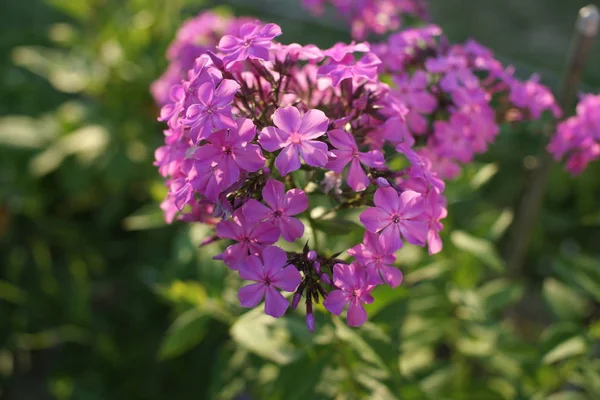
[374,25,562,179]
[154,15,446,329]
[549,93,600,174]
[302,0,430,39]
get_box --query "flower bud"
[291,292,302,311]
[307,250,317,261]
[312,261,321,274]
[376,177,390,187]
[306,301,315,332]
[320,273,331,285]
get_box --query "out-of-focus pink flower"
[238,246,302,318]
[218,22,282,66]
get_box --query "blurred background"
[1,0,600,399]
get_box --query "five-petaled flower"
[323,262,374,327]
[360,187,428,252]
[327,129,384,192]
[348,231,402,288]
[259,106,330,176]
[238,246,303,318]
[215,209,280,269]
[218,22,282,66]
[243,179,308,242]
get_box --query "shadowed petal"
[259,126,288,152]
[347,158,369,192]
[347,298,367,327]
[262,179,284,210]
[278,216,305,242]
[360,207,392,233]
[238,283,266,308]
[276,145,302,176]
[373,187,400,214]
[272,265,302,292]
[282,189,308,215]
[264,286,289,318]
[323,290,348,315]
[299,109,329,139]
[380,223,403,253]
[327,129,357,150]
[233,144,265,172]
[238,255,265,282]
[242,199,272,224]
[299,140,328,167]
[261,246,288,276]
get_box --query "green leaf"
[542,336,587,364]
[451,231,505,271]
[333,318,389,376]
[0,280,26,304]
[230,307,303,365]
[471,163,498,189]
[123,204,167,231]
[546,393,589,400]
[543,278,592,320]
[159,309,211,360]
[478,279,524,312]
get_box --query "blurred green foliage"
[1,0,599,399]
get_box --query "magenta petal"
[298,109,329,139]
[273,106,302,133]
[399,220,428,247]
[264,286,289,318]
[326,149,352,172]
[373,187,400,214]
[360,207,392,233]
[259,127,287,152]
[215,220,240,240]
[238,255,265,282]
[261,246,288,276]
[220,243,250,270]
[238,283,266,308]
[196,82,214,105]
[272,265,302,292]
[276,145,301,176]
[218,35,242,52]
[328,129,357,150]
[299,140,328,167]
[215,156,240,189]
[242,199,272,224]
[323,290,348,315]
[332,263,359,291]
[213,79,240,106]
[347,158,369,192]
[282,189,308,215]
[262,179,284,210]
[346,298,367,327]
[428,230,443,255]
[252,222,281,245]
[381,223,403,254]
[279,216,305,242]
[379,264,403,288]
[358,150,385,168]
[398,190,425,218]
[233,144,265,172]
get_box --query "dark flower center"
[392,215,401,224]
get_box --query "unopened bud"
[291,292,302,311]
[306,301,315,332]
[376,177,390,187]
[321,273,331,285]
[307,250,317,261]
[313,261,321,274]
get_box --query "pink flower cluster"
[302,0,430,39]
[154,20,447,329]
[548,93,600,174]
[151,12,255,106]
[374,25,562,179]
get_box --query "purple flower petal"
[238,283,266,308]
[272,265,302,292]
[264,285,289,318]
[360,207,392,233]
[347,158,369,192]
[276,144,302,176]
[373,187,400,214]
[279,216,305,242]
[298,109,329,139]
[261,245,288,276]
[299,140,328,167]
[323,290,348,315]
[238,255,265,282]
[282,189,308,215]
[262,179,284,210]
[273,106,302,133]
[346,298,367,327]
[242,199,272,224]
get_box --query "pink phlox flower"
[242,179,308,242]
[323,262,374,327]
[324,41,371,62]
[218,22,282,66]
[182,79,240,143]
[215,209,280,269]
[273,43,324,62]
[360,186,428,252]
[238,246,302,318]
[348,231,402,288]
[326,129,385,192]
[508,74,562,119]
[192,118,265,190]
[425,55,479,93]
[318,52,381,87]
[393,71,437,134]
[259,106,329,176]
